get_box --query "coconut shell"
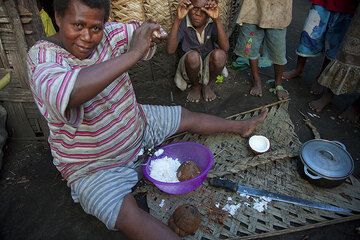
[168,204,201,237]
[177,161,201,181]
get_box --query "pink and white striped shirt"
[27,22,155,184]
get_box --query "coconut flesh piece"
[249,135,270,153]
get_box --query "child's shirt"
[311,0,359,15]
[177,16,218,59]
[237,0,293,29]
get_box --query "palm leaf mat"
[165,100,301,177]
[134,100,360,239]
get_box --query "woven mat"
[134,101,360,239]
[138,158,360,239]
[165,101,301,178]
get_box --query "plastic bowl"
[143,142,214,195]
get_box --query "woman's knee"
[177,107,194,133]
[185,51,201,69]
[210,49,227,68]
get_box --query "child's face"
[188,0,208,28]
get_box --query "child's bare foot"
[202,85,217,102]
[310,81,324,95]
[239,108,268,137]
[282,69,302,80]
[338,105,360,123]
[187,85,201,103]
[250,84,262,97]
[309,94,332,113]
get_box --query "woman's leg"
[177,107,268,137]
[115,194,180,240]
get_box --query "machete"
[209,178,351,214]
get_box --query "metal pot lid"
[300,140,354,180]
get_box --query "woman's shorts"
[70,105,181,230]
[296,4,353,60]
[234,23,287,65]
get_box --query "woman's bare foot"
[282,68,302,80]
[250,83,262,97]
[310,81,324,95]
[187,85,201,103]
[338,105,360,123]
[202,85,217,102]
[309,93,333,113]
[239,108,268,137]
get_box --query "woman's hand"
[202,0,219,20]
[129,21,160,59]
[177,0,193,20]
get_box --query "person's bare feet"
[310,81,324,95]
[250,83,262,97]
[187,85,201,103]
[202,85,217,102]
[309,94,332,113]
[282,68,302,80]
[338,105,360,123]
[239,108,268,137]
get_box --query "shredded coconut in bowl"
[149,156,181,182]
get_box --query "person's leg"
[234,23,263,97]
[339,97,360,123]
[265,28,288,100]
[309,88,334,112]
[274,64,288,100]
[283,56,307,80]
[284,4,329,80]
[202,49,227,101]
[177,107,268,137]
[311,11,354,95]
[310,56,331,95]
[115,194,180,240]
[184,51,202,102]
[249,59,262,97]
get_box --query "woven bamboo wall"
[111,0,241,34]
[0,0,47,141]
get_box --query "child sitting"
[234,0,292,100]
[166,0,229,102]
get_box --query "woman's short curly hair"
[53,0,110,22]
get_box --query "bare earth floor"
[0,0,359,239]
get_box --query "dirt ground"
[0,0,359,239]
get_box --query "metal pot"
[299,139,354,188]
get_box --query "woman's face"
[55,0,105,59]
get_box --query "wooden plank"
[4,0,29,89]
[234,215,360,240]
[2,101,36,138]
[0,87,34,102]
[16,0,45,47]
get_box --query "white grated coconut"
[221,196,242,216]
[252,196,272,212]
[154,149,164,157]
[149,156,181,182]
[222,203,241,216]
[159,199,165,208]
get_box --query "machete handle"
[209,178,237,192]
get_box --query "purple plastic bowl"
[143,141,214,195]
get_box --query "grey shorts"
[70,105,182,230]
[234,23,287,65]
